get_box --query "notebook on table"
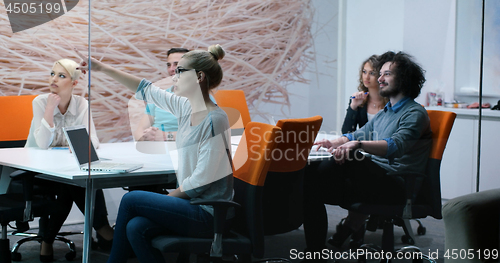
[63,125,143,173]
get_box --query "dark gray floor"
[6,204,445,263]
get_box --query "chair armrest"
[190,199,241,208]
[190,199,241,234]
[190,199,241,258]
[10,170,38,221]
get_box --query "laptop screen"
[64,127,99,166]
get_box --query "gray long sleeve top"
[350,98,432,175]
[135,79,233,216]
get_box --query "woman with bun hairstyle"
[25,58,114,261]
[78,45,233,263]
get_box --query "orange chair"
[343,110,456,262]
[152,122,281,261]
[262,115,323,235]
[0,94,79,261]
[0,95,37,148]
[213,90,251,131]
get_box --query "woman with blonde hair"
[78,45,233,263]
[26,58,114,261]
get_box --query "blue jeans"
[107,191,214,263]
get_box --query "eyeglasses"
[174,67,196,79]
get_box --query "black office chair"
[5,175,79,262]
[0,170,60,263]
[341,110,456,263]
[151,122,281,262]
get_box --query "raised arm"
[76,49,141,92]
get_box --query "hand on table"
[313,139,335,153]
[141,127,159,141]
[332,140,360,165]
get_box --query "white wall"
[403,0,456,106]
[341,0,404,127]
[342,0,456,115]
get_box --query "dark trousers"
[303,156,405,250]
[38,181,110,244]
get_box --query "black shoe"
[40,253,54,262]
[96,233,113,251]
[327,218,354,248]
[349,223,366,249]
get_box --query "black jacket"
[341,100,368,134]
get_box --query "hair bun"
[208,44,225,61]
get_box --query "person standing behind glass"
[133,48,216,142]
[25,59,115,262]
[341,55,388,134]
[134,48,190,142]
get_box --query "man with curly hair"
[302,51,432,261]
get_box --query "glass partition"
[452,0,500,196]
[455,0,500,106]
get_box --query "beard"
[379,83,401,98]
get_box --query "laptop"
[63,125,143,173]
[308,147,333,158]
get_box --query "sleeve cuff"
[383,138,398,157]
[343,133,354,141]
[135,79,152,100]
[41,118,55,131]
[346,104,357,113]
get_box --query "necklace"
[369,96,383,109]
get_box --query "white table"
[307,133,339,162]
[0,142,176,263]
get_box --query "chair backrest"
[0,95,37,148]
[232,122,280,258]
[420,110,456,219]
[427,110,456,161]
[213,90,251,129]
[268,115,323,172]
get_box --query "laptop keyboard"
[92,162,123,169]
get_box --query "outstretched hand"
[74,48,105,72]
[73,48,143,92]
